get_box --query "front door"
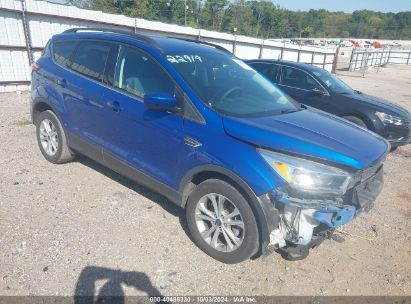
[278,65,331,111]
[99,44,185,188]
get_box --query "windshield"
[312,69,354,94]
[165,51,297,117]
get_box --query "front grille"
[350,161,383,187]
[390,136,411,144]
[345,165,384,212]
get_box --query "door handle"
[106,101,122,112]
[56,78,67,88]
[311,87,325,95]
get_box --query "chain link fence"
[349,49,411,75]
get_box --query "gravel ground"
[0,65,410,297]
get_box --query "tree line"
[69,0,411,39]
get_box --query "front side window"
[70,41,111,82]
[280,66,319,91]
[52,40,77,67]
[114,45,175,99]
[165,52,295,117]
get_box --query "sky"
[272,0,411,13]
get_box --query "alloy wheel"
[194,193,245,252]
[39,118,59,156]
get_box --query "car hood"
[223,109,389,170]
[347,92,411,117]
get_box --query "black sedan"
[247,59,411,150]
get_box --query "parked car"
[247,60,411,150]
[373,41,383,48]
[363,40,373,48]
[31,28,389,263]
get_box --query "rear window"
[52,41,77,67]
[70,41,111,82]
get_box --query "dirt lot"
[0,65,410,297]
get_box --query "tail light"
[31,62,41,71]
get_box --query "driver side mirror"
[144,93,180,113]
[311,87,326,95]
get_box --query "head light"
[258,149,352,196]
[375,112,404,126]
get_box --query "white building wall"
[0,0,338,92]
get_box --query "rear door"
[59,39,114,157]
[278,65,332,111]
[48,39,78,127]
[99,44,185,188]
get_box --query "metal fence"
[349,49,411,72]
[0,0,337,92]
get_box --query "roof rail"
[170,37,232,54]
[62,27,158,47]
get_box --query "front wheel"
[186,179,259,264]
[343,115,367,129]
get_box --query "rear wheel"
[186,179,259,264]
[35,110,75,164]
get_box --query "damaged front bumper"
[261,162,384,260]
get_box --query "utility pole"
[196,0,201,25]
[184,0,187,26]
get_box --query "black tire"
[343,115,368,129]
[186,179,259,264]
[35,110,75,164]
[390,146,398,152]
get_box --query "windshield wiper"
[280,108,304,114]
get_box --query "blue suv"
[31,28,389,263]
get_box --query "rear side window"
[70,41,111,82]
[252,63,279,83]
[52,41,77,67]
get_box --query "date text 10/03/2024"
[149,296,257,303]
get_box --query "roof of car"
[246,59,323,72]
[152,36,231,54]
[57,28,231,56]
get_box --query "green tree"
[67,0,411,40]
[221,0,254,35]
[200,0,228,30]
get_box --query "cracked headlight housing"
[258,149,352,196]
[375,112,404,126]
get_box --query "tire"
[186,179,259,264]
[35,110,75,164]
[343,115,368,129]
[390,146,398,152]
